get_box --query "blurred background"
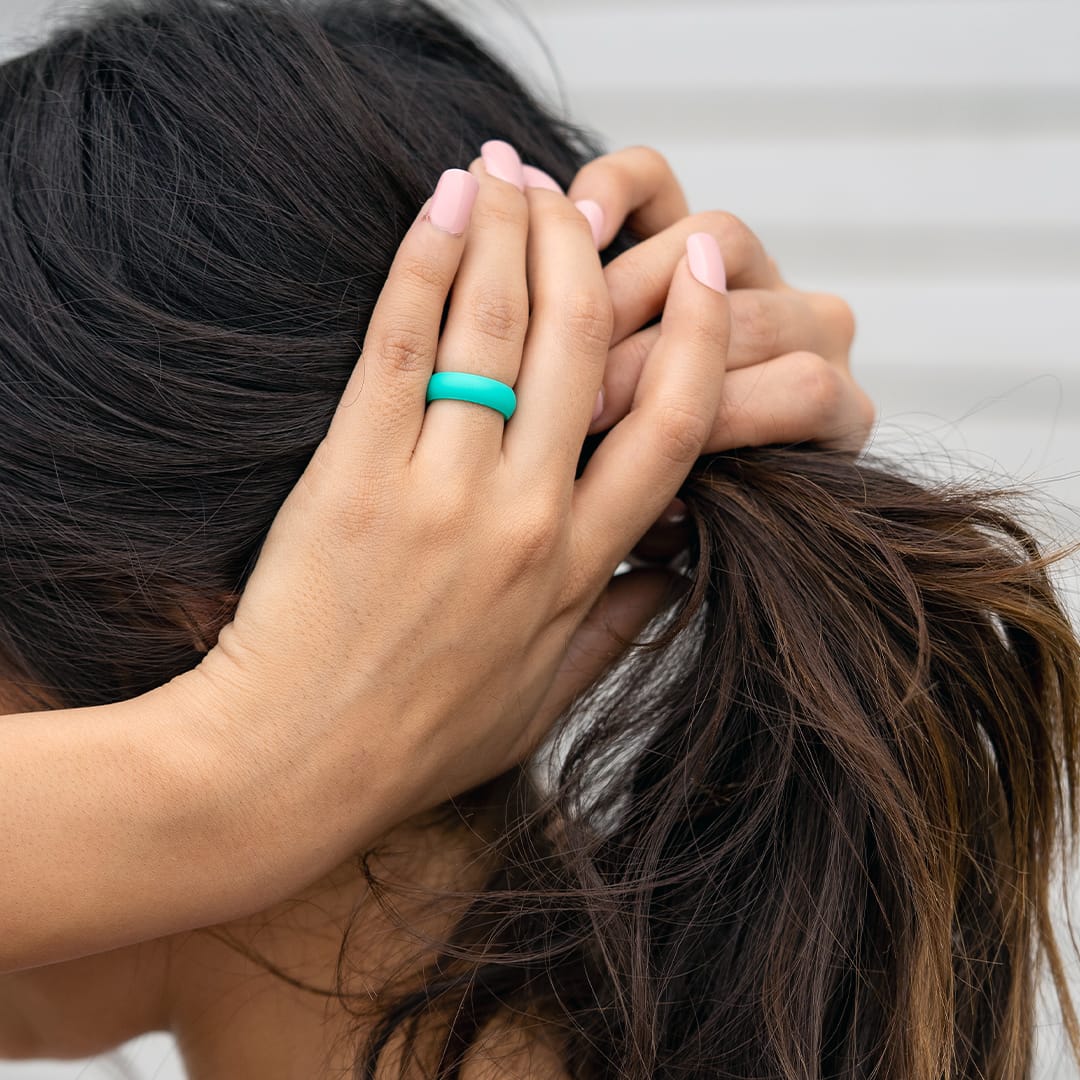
[1,0,1077,1076]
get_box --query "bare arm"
[0,669,370,973]
[1,147,874,979]
[0,151,714,975]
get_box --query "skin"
[0,793,565,1077]
[571,147,871,455]
[0,146,871,988]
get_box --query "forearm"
[0,669,376,973]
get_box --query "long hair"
[0,2,1077,1077]
[357,447,1080,1080]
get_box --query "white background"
[1,0,1078,1076]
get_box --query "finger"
[522,568,689,750]
[606,211,782,345]
[505,188,612,478]
[522,165,606,248]
[590,290,854,432]
[596,345,874,451]
[522,165,563,193]
[709,351,876,453]
[574,235,730,577]
[418,145,529,469]
[565,146,690,250]
[601,354,875,566]
[325,169,477,464]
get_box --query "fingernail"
[481,140,526,191]
[660,498,688,526]
[686,232,726,293]
[574,199,604,248]
[428,169,479,236]
[591,387,605,425]
[522,165,563,193]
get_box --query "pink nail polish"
[686,233,727,293]
[522,165,563,193]
[481,140,526,191]
[591,387,605,424]
[574,199,604,248]
[428,169,479,235]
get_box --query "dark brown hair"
[351,446,1080,1079]
[0,1,1077,1077]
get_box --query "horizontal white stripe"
[752,226,1079,280]
[487,0,1080,90]
[642,139,1080,229]
[572,87,1080,139]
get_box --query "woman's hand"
[1,144,731,974]
[185,145,731,904]
[547,146,875,454]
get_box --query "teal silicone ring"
[426,371,517,421]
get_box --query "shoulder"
[0,938,171,1060]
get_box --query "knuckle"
[693,209,737,234]
[694,209,750,246]
[574,154,630,206]
[469,286,526,345]
[378,323,431,376]
[563,289,614,349]
[691,210,761,273]
[475,191,528,231]
[627,144,673,177]
[815,292,857,348]
[400,251,453,293]
[585,145,673,196]
[508,500,562,565]
[855,388,877,433]
[542,201,601,241]
[793,352,845,421]
[653,401,711,466]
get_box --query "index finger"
[324,168,477,466]
[574,235,730,578]
[566,146,690,250]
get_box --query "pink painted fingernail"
[686,233,727,293]
[481,140,526,191]
[522,165,563,193]
[428,169,479,236]
[574,199,605,248]
[591,387,605,424]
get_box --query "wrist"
[159,657,399,911]
[122,670,302,923]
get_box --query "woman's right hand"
[183,143,731,894]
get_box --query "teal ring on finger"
[426,371,517,422]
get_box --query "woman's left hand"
[532,146,878,710]
[557,146,875,455]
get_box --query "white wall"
[2,1,1078,1077]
